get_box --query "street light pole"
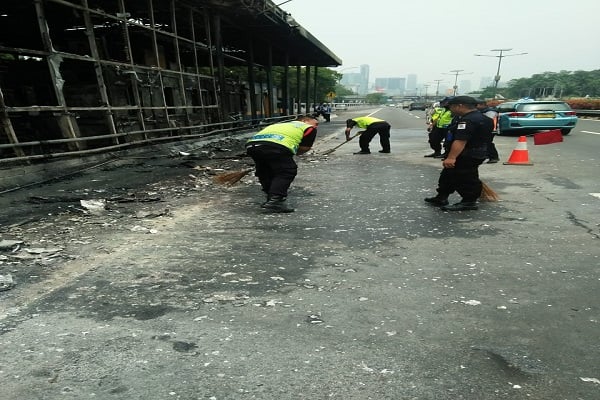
[444,70,471,95]
[423,84,430,101]
[433,79,443,98]
[475,49,527,97]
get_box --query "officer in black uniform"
[475,98,500,163]
[424,96,494,211]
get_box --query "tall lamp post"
[433,79,443,98]
[475,48,527,96]
[423,84,430,101]
[444,70,471,96]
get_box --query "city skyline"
[281,0,600,92]
[338,67,485,97]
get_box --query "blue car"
[496,100,578,135]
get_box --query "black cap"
[439,96,454,105]
[474,98,487,104]
[446,96,478,106]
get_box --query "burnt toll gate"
[0,0,341,164]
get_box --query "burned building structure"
[0,0,341,164]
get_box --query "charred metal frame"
[0,0,341,164]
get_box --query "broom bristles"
[480,181,499,202]
[213,169,252,185]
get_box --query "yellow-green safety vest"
[247,121,310,154]
[433,109,453,128]
[351,116,384,128]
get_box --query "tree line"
[478,69,600,101]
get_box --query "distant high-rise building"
[374,77,406,95]
[387,78,405,94]
[340,64,370,95]
[480,76,494,89]
[459,80,472,94]
[374,78,387,92]
[359,64,369,95]
[406,74,417,91]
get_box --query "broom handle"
[322,132,361,153]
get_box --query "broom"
[213,168,253,186]
[320,131,363,155]
[480,181,499,202]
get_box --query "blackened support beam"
[170,0,191,127]
[82,0,119,145]
[304,66,310,114]
[246,37,257,123]
[34,0,80,149]
[281,53,289,116]
[313,66,318,109]
[265,45,274,118]
[0,88,25,157]
[296,65,301,114]
[148,0,172,130]
[212,13,227,121]
[118,0,147,137]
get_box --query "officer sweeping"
[245,115,318,213]
[345,116,391,154]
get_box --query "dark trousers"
[487,135,499,160]
[246,144,297,198]
[428,126,446,154]
[359,122,391,152]
[436,157,484,202]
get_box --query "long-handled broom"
[320,131,363,155]
[213,168,253,186]
[480,181,499,201]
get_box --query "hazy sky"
[280,0,600,90]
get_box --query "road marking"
[590,193,600,199]
[581,130,600,135]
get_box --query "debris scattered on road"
[0,273,15,291]
[306,314,324,324]
[80,199,107,215]
[0,239,23,251]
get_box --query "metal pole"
[433,79,442,97]
[450,70,463,95]
[475,48,527,97]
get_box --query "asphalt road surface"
[1,108,599,399]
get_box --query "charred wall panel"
[0,0,340,165]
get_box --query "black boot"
[263,195,295,213]
[261,195,271,208]
[424,196,449,206]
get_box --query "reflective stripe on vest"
[352,116,384,128]
[247,121,309,154]
[435,110,453,128]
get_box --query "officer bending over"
[246,115,318,213]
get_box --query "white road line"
[581,130,600,135]
[590,193,600,199]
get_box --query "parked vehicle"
[496,100,578,135]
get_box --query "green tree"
[219,66,341,103]
[365,93,385,104]
[500,69,600,99]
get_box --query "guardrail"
[574,109,600,117]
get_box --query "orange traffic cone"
[503,136,533,165]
